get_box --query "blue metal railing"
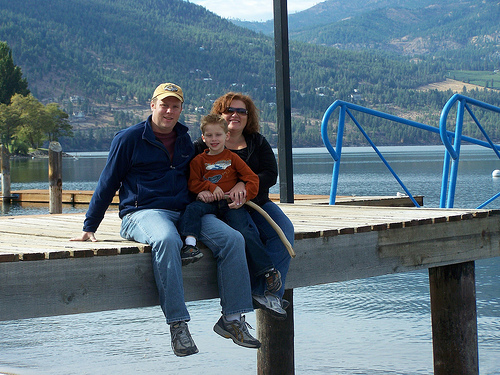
[321,100,439,206]
[321,96,500,208]
[439,94,500,208]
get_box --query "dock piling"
[1,144,11,202]
[257,289,295,375]
[429,261,479,375]
[48,141,63,214]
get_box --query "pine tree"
[0,41,30,105]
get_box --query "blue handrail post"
[440,138,452,208]
[321,101,345,205]
[329,105,346,205]
[446,98,465,208]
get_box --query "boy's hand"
[213,186,225,201]
[197,190,214,203]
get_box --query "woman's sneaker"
[252,291,287,320]
[213,315,261,348]
[180,244,203,266]
[264,268,282,293]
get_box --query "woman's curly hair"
[210,92,260,135]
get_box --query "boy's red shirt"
[188,148,259,199]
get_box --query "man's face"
[150,96,183,134]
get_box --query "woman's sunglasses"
[224,107,248,115]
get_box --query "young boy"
[179,114,281,294]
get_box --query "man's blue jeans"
[249,201,294,299]
[120,209,253,324]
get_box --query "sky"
[188,0,321,22]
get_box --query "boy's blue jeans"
[120,208,253,324]
[179,200,275,277]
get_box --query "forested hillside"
[1,0,499,150]
[233,0,448,34]
[291,1,500,60]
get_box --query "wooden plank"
[377,215,500,266]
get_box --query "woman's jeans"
[120,208,253,324]
[249,201,294,299]
[179,200,275,277]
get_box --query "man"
[71,83,260,356]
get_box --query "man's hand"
[70,231,97,242]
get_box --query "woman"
[194,92,294,319]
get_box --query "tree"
[10,94,48,150]
[4,95,73,152]
[45,103,73,141]
[0,103,21,153]
[0,41,30,105]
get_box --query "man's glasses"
[224,107,248,115]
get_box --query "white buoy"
[492,169,500,178]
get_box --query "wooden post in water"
[257,289,294,375]
[49,142,63,214]
[1,144,11,201]
[429,261,479,375]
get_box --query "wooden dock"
[0,202,497,308]
[1,198,498,374]
[8,189,424,207]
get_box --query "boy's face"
[202,123,229,155]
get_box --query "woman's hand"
[227,181,247,208]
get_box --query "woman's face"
[221,99,248,134]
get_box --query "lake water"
[1,146,499,374]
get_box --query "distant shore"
[10,149,75,159]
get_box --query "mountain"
[232,0,452,35]
[290,1,500,57]
[234,0,499,61]
[1,0,499,150]
[0,0,271,105]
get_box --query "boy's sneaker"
[180,244,203,266]
[264,268,282,293]
[213,315,261,349]
[253,291,287,320]
[170,321,199,357]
